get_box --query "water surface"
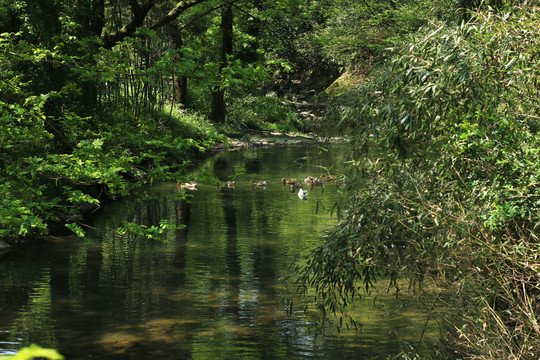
[0,144,440,359]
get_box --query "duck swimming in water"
[177,181,197,191]
[250,180,269,187]
[281,178,296,185]
[320,174,336,182]
[298,187,308,200]
[216,180,235,190]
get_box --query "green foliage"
[226,94,305,133]
[0,30,225,240]
[0,182,55,238]
[115,220,185,241]
[297,154,454,320]
[356,7,540,232]
[312,0,430,68]
[0,344,63,360]
[65,223,86,238]
[299,4,540,359]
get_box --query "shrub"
[298,5,540,359]
[226,94,305,133]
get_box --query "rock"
[0,240,12,250]
[212,131,350,153]
[0,240,12,258]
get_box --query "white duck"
[298,187,308,200]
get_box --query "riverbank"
[217,131,349,150]
[1,120,347,253]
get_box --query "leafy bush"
[226,94,305,133]
[0,344,63,360]
[298,5,540,359]
[0,32,224,240]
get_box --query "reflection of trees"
[213,154,296,358]
[9,270,57,349]
[214,156,242,321]
[0,144,360,358]
[97,198,178,322]
[68,245,88,311]
[222,190,241,314]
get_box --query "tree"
[100,0,210,49]
[210,2,233,124]
[168,29,188,106]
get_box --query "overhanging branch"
[102,0,209,49]
[151,0,210,30]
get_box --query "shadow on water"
[0,144,442,359]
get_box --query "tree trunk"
[168,30,188,106]
[173,74,188,106]
[210,3,233,124]
[74,0,106,110]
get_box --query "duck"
[177,181,197,191]
[250,180,269,187]
[281,178,296,185]
[320,174,336,182]
[290,182,302,190]
[216,180,235,190]
[297,185,308,200]
[304,176,323,186]
[219,180,235,187]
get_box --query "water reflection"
[0,144,441,359]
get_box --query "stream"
[0,144,441,359]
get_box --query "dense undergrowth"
[299,4,540,360]
[0,45,302,242]
[0,86,302,242]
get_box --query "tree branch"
[102,0,155,48]
[102,0,209,48]
[150,0,210,30]
[229,1,261,21]
[178,4,224,32]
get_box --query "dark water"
[0,144,440,359]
